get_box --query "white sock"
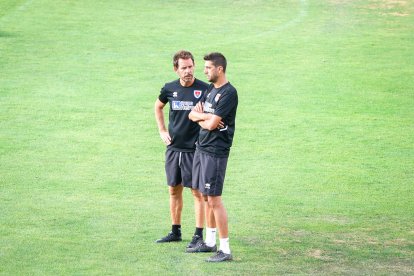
[219,237,231,254]
[205,227,217,247]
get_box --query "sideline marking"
[256,0,308,37]
[214,0,308,46]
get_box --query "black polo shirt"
[159,78,208,152]
[197,82,238,157]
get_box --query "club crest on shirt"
[173,91,178,98]
[194,90,202,99]
[215,94,221,102]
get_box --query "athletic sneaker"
[205,250,233,262]
[155,232,182,243]
[186,235,203,249]
[186,238,217,253]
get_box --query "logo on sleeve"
[194,90,202,99]
[214,94,221,102]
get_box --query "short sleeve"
[158,85,169,104]
[214,88,238,118]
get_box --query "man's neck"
[213,76,228,88]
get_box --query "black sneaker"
[205,250,233,262]
[155,232,182,243]
[186,235,203,249]
[186,239,217,253]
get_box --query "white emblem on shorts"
[205,183,211,189]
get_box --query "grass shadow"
[0,31,15,37]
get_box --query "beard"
[208,74,218,83]
[182,74,193,82]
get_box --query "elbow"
[205,121,218,131]
[188,112,195,121]
[189,111,202,122]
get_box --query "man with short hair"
[154,50,214,252]
[189,52,238,262]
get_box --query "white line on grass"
[214,0,308,46]
[258,0,308,36]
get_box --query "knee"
[169,186,183,197]
[206,197,221,209]
[191,189,204,202]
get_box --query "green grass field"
[1,0,413,274]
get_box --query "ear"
[173,66,178,72]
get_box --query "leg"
[205,195,216,229]
[191,188,205,228]
[156,149,183,243]
[169,185,183,225]
[204,195,217,248]
[186,192,217,253]
[205,195,232,262]
[155,185,183,243]
[207,195,227,238]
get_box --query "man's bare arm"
[189,102,209,122]
[198,114,223,131]
[189,102,225,130]
[154,99,171,145]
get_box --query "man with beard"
[154,50,216,253]
[189,52,238,262]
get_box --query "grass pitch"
[1,0,413,275]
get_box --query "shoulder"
[220,83,237,100]
[224,82,237,94]
[162,79,180,91]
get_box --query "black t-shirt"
[197,82,238,157]
[158,78,208,152]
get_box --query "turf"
[1,0,413,275]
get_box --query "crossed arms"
[155,99,224,146]
[188,102,224,131]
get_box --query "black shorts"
[192,149,228,196]
[165,149,195,188]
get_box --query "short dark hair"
[173,50,194,68]
[203,52,227,73]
